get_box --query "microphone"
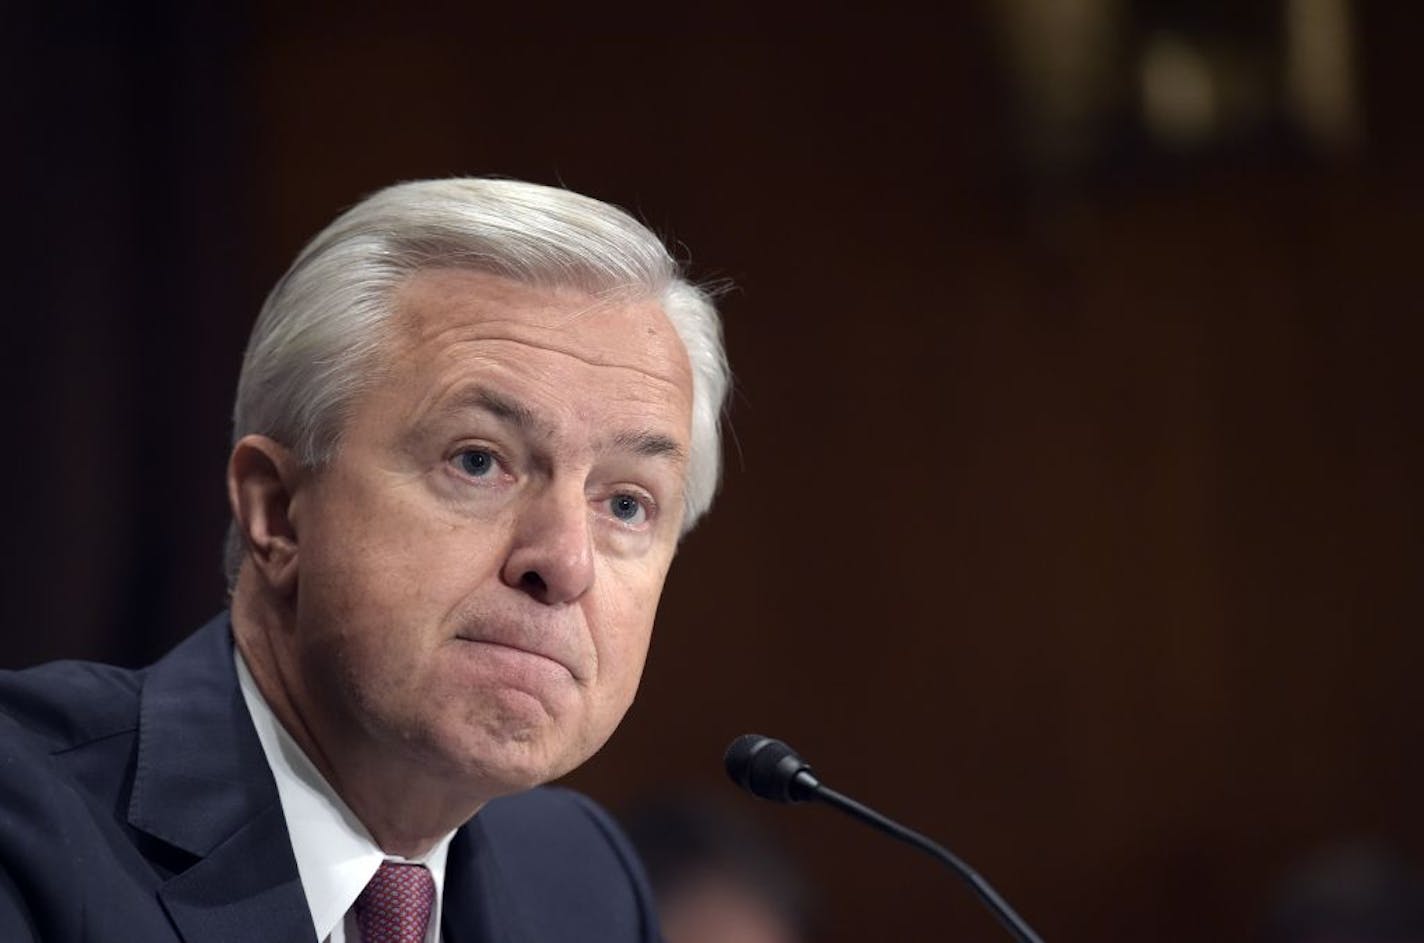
[724,734,1045,943]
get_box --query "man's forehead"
[372,268,695,461]
[389,268,691,387]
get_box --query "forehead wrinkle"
[382,322,690,432]
[383,280,694,458]
[391,272,692,391]
[436,331,691,393]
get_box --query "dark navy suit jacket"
[0,614,662,942]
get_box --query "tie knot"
[355,861,436,943]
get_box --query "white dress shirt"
[235,648,455,943]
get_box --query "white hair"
[224,178,729,586]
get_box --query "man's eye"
[455,449,499,478]
[607,493,647,525]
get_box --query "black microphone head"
[724,734,819,803]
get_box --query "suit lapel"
[442,817,537,943]
[156,802,314,941]
[127,614,313,943]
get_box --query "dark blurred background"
[3,2,1422,940]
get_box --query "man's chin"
[405,689,602,800]
[439,723,584,800]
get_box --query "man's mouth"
[453,634,582,682]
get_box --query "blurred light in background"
[1285,0,1358,151]
[989,0,1361,172]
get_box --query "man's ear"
[227,435,304,597]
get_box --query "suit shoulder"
[477,787,660,940]
[0,659,142,752]
[479,786,631,852]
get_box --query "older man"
[0,179,730,942]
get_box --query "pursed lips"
[453,630,585,682]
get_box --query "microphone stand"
[806,776,1044,943]
[726,734,1047,943]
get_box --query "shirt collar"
[235,646,454,942]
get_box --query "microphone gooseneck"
[723,734,1046,943]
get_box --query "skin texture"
[227,269,694,856]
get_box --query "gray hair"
[224,178,729,587]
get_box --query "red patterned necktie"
[354,861,436,943]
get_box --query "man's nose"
[501,484,595,606]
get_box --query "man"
[0,178,730,942]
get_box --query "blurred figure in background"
[622,796,814,943]
[1262,841,1424,943]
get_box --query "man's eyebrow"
[610,430,687,462]
[434,386,547,434]
[438,386,686,462]
[468,387,540,431]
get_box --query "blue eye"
[608,493,647,525]
[456,449,497,478]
